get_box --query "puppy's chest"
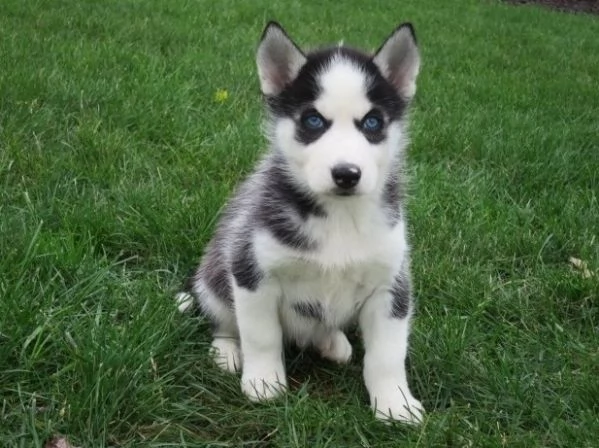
[275,261,383,327]
[307,209,400,266]
[260,209,407,326]
[276,216,396,304]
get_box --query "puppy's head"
[257,22,420,198]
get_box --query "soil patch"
[504,0,599,15]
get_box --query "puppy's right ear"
[257,22,306,96]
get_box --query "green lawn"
[1,0,598,446]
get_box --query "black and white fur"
[177,21,423,423]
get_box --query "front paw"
[371,388,424,424]
[241,364,287,401]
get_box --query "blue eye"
[362,116,383,132]
[302,114,325,130]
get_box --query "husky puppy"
[177,21,423,423]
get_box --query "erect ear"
[256,21,307,96]
[373,23,421,101]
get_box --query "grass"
[1,0,598,446]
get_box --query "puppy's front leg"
[359,272,424,424]
[234,280,287,401]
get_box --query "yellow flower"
[214,88,229,103]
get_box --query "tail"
[175,268,199,313]
[174,291,196,313]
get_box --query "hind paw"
[210,337,242,373]
[316,330,352,364]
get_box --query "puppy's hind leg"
[211,319,242,373]
[203,286,241,373]
[313,329,353,364]
[181,277,242,373]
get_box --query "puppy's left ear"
[373,23,421,100]
[257,21,307,96]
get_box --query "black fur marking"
[354,110,387,144]
[366,72,406,121]
[265,47,407,123]
[292,301,324,321]
[231,238,264,291]
[296,109,332,144]
[390,272,411,319]
[265,49,323,117]
[382,171,403,227]
[360,130,386,144]
[199,233,234,306]
[269,154,326,220]
[257,154,325,250]
[204,264,233,305]
[260,213,315,249]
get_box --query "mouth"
[332,187,358,197]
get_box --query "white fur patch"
[314,57,372,120]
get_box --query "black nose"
[331,163,361,189]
